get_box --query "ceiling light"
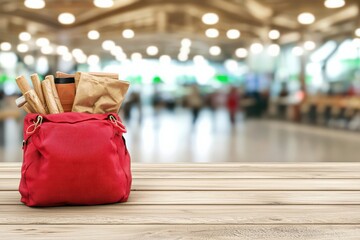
[87,55,100,65]
[116,53,127,62]
[159,55,171,64]
[17,43,29,53]
[267,44,280,57]
[75,54,87,64]
[24,0,45,9]
[235,48,248,58]
[56,45,68,55]
[292,46,304,56]
[102,40,115,51]
[181,38,192,47]
[0,42,11,51]
[122,29,134,39]
[35,37,49,47]
[131,52,142,61]
[268,29,280,40]
[58,13,75,25]
[324,0,345,8]
[41,45,54,55]
[93,0,113,8]
[24,55,34,65]
[205,28,219,38]
[178,53,188,62]
[304,41,316,51]
[146,46,158,56]
[209,46,221,56]
[297,12,315,25]
[355,28,360,37]
[226,29,240,39]
[72,48,83,58]
[19,32,31,41]
[193,55,206,65]
[250,43,263,54]
[202,13,219,25]
[180,46,190,55]
[62,52,72,62]
[224,59,238,72]
[110,46,123,56]
[88,30,100,40]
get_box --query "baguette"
[24,89,47,114]
[30,73,47,111]
[42,79,60,114]
[45,75,64,113]
[15,76,32,95]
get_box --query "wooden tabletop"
[1,162,360,239]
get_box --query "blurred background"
[1,0,360,163]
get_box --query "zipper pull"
[22,140,27,149]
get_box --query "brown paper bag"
[72,72,130,113]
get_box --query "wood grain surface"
[0,163,359,239]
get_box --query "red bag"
[19,112,131,207]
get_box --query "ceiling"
[0,0,359,62]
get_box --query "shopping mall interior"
[1,0,360,163]
[2,1,360,239]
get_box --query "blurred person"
[123,89,142,124]
[278,82,289,119]
[226,86,239,126]
[260,90,270,117]
[187,85,203,125]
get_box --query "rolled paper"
[42,79,60,114]
[22,102,35,113]
[15,76,32,95]
[30,74,47,111]
[24,89,47,115]
[15,95,26,108]
[45,75,64,113]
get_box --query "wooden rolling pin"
[24,89,47,115]
[45,75,64,113]
[30,74,46,110]
[42,79,60,114]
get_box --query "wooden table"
[1,162,360,239]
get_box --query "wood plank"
[2,178,360,191]
[1,225,360,240]
[2,163,360,172]
[0,205,359,224]
[2,190,360,205]
[2,170,360,179]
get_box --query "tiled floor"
[1,108,360,163]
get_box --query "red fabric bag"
[19,112,131,207]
